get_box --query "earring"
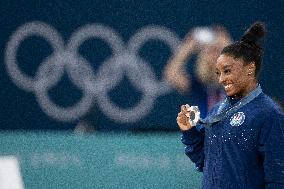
[248,69,252,75]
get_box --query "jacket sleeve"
[181,126,205,172]
[258,112,284,189]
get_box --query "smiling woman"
[216,22,264,99]
[177,22,284,189]
[216,55,258,98]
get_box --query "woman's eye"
[224,69,231,74]
[215,71,220,76]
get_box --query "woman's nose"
[218,73,226,84]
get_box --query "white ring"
[5,21,64,92]
[34,51,95,122]
[95,53,157,123]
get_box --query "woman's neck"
[234,80,258,99]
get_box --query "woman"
[164,25,232,116]
[177,22,284,189]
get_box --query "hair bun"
[241,22,266,44]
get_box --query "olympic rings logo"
[5,21,181,123]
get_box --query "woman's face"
[216,54,256,98]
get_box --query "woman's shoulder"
[250,93,283,118]
[243,94,284,130]
[256,93,282,111]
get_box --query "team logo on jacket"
[230,112,245,127]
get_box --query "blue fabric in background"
[0,0,284,130]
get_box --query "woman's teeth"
[224,84,232,90]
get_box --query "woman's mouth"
[224,84,233,91]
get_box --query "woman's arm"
[181,126,205,172]
[258,112,284,188]
[164,33,196,93]
[177,104,205,171]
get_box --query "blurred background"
[0,0,284,188]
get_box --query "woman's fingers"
[177,110,192,131]
[180,104,191,118]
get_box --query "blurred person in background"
[177,22,284,188]
[164,25,232,113]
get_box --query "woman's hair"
[221,22,266,76]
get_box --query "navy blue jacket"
[181,91,284,189]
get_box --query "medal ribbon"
[199,85,262,128]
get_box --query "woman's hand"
[177,104,193,131]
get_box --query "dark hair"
[221,22,266,76]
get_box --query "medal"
[186,106,201,126]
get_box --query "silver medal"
[186,106,200,126]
